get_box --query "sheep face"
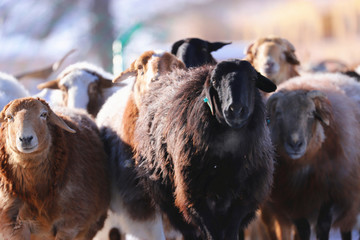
[266,90,330,160]
[37,67,114,116]
[246,37,299,84]
[206,60,276,128]
[113,50,186,108]
[0,98,75,157]
[171,38,230,68]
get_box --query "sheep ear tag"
[204,97,214,115]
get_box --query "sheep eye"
[5,115,14,122]
[89,84,97,93]
[40,112,48,119]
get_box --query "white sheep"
[37,62,123,117]
[0,72,30,110]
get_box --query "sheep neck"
[121,93,139,149]
[0,125,68,214]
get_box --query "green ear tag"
[204,97,214,115]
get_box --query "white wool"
[355,65,360,75]
[60,70,98,109]
[55,62,122,115]
[0,72,30,110]
[58,61,114,81]
[93,194,165,240]
[153,50,165,58]
[33,88,63,108]
[96,77,134,127]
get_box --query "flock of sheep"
[0,36,360,240]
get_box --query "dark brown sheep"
[134,60,276,239]
[266,73,360,240]
[0,97,110,240]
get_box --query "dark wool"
[134,64,275,240]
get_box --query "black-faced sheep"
[133,60,276,239]
[265,73,360,240]
[95,50,186,240]
[0,97,110,240]
[171,37,230,68]
[244,36,300,85]
[37,62,121,117]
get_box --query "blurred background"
[0,0,359,80]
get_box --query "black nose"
[19,136,33,145]
[229,103,248,119]
[265,61,274,68]
[288,139,303,151]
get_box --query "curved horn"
[15,49,76,80]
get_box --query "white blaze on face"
[147,51,165,82]
[256,44,281,78]
[59,70,98,110]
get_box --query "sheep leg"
[260,206,280,240]
[160,203,199,240]
[293,218,310,240]
[238,229,244,240]
[315,202,333,240]
[340,231,351,240]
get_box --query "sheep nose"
[288,139,303,151]
[266,61,274,67]
[19,136,33,145]
[229,104,248,119]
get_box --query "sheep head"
[171,38,231,68]
[113,50,186,108]
[0,97,75,157]
[37,62,115,116]
[266,90,331,160]
[205,60,276,128]
[245,37,300,85]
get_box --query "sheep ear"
[243,43,255,63]
[285,51,300,65]
[0,101,12,123]
[204,82,216,116]
[99,77,116,89]
[113,61,137,83]
[49,111,76,133]
[281,39,300,65]
[266,91,283,115]
[37,79,60,90]
[256,72,277,93]
[171,39,185,55]
[307,90,331,126]
[209,41,231,52]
